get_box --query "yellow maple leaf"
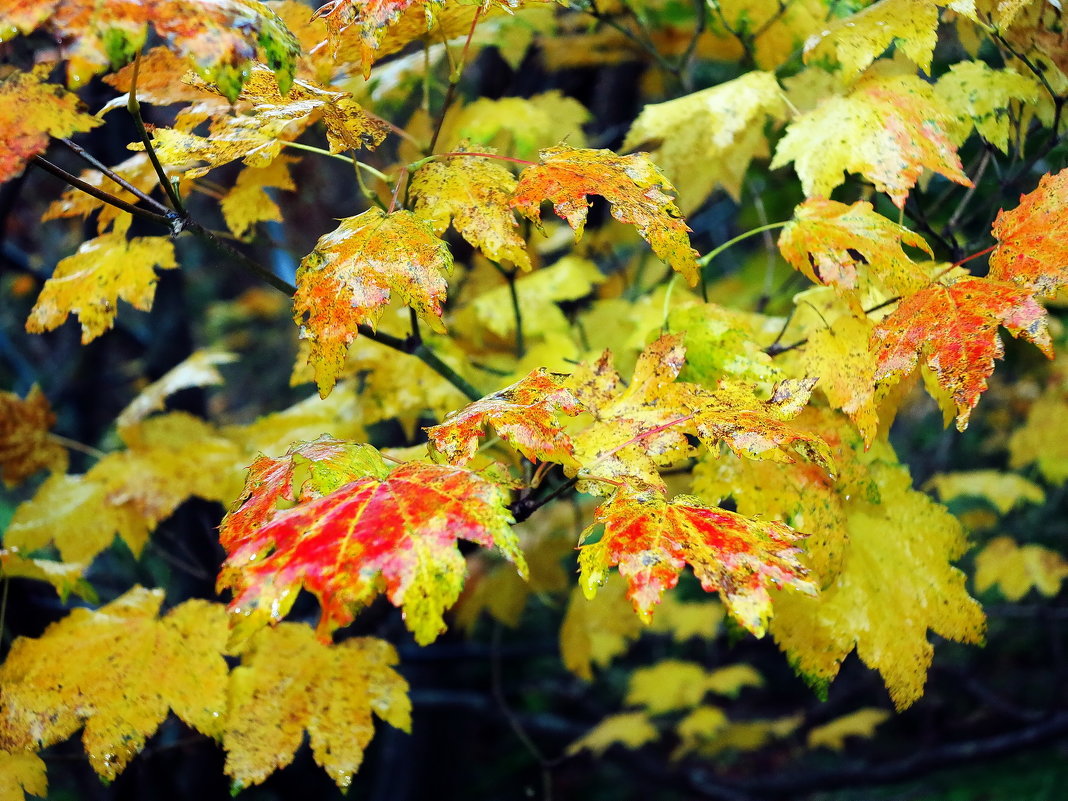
[293,208,454,396]
[25,234,178,344]
[974,537,1068,601]
[672,706,729,760]
[0,751,46,801]
[927,470,1045,514]
[0,386,68,486]
[647,594,724,641]
[559,577,643,680]
[1008,376,1068,483]
[409,149,531,270]
[438,92,590,162]
[769,456,985,710]
[224,624,410,789]
[935,62,1040,152]
[626,660,711,713]
[623,71,786,210]
[804,0,941,81]
[771,74,970,208]
[0,550,95,603]
[565,711,658,757]
[0,588,229,780]
[116,350,237,435]
[221,158,297,239]
[807,708,891,750]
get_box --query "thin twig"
[59,138,170,212]
[31,156,171,226]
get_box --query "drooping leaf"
[622,71,786,209]
[25,234,178,344]
[313,0,447,78]
[425,368,582,467]
[511,146,699,285]
[927,470,1045,514]
[224,624,410,789]
[578,485,816,637]
[973,537,1068,601]
[871,276,1052,430]
[559,577,643,680]
[293,209,454,396]
[804,0,940,81]
[807,708,890,750]
[0,550,96,603]
[409,150,531,270]
[0,751,47,801]
[565,712,658,757]
[988,168,1068,297]
[0,65,100,184]
[221,158,297,239]
[935,62,1040,153]
[0,588,229,780]
[778,198,932,300]
[0,386,68,486]
[115,350,237,434]
[217,437,526,644]
[771,74,970,208]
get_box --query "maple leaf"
[871,276,1052,430]
[25,233,178,344]
[935,62,1040,153]
[566,712,658,757]
[804,0,941,81]
[0,751,46,801]
[988,168,1068,297]
[778,198,932,300]
[0,588,230,780]
[0,550,95,603]
[293,208,454,396]
[225,624,410,788]
[807,709,890,751]
[578,485,816,637]
[439,92,590,162]
[974,537,1068,601]
[101,45,206,105]
[622,71,786,209]
[559,578,643,680]
[625,661,762,713]
[115,350,237,434]
[409,150,531,270]
[313,0,446,78]
[0,386,68,486]
[1009,377,1068,483]
[0,65,100,184]
[763,423,986,709]
[425,368,583,467]
[771,74,970,208]
[511,146,700,285]
[927,470,1045,514]
[217,437,527,644]
[221,158,297,238]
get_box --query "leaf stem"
[698,221,788,267]
[428,6,482,153]
[48,433,107,460]
[281,141,391,182]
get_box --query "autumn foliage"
[2,0,1068,797]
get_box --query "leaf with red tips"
[871,276,1052,430]
[425,369,583,467]
[293,208,453,397]
[0,66,100,185]
[578,486,815,637]
[217,437,526,645]
[511,146,699,285]
[989,168,1068,298]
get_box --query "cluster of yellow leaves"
[0,588,410,789]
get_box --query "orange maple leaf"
[989,168,1068,298]
[0,66,100,184]
[511,146,699,285]
[293,208,453,396]
[218,437,526,644]
[871,276,1053,430]
[425,368,583,467]
[578,486,816,637]
[0,387,69,487]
